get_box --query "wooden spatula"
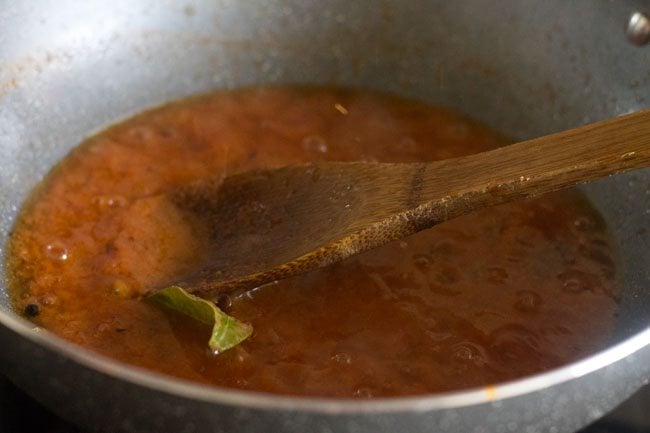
[160,109,650,298]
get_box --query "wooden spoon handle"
[171,109,650,296]
[411,109,650,218]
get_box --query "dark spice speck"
[217,295,233,312]
[24,304,40,317]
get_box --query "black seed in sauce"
[23,303,40,317]
[217,295,233,312]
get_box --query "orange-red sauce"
[7,87,620,397]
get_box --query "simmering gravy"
[7,87,620,397]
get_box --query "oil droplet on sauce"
[44,242,69,262]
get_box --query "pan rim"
[0,308,647,414]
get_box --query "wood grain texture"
[161,109,650,297]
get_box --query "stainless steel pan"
[0,1,648,432]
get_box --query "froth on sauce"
[7,87,621,398]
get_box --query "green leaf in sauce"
[149,286,252,354]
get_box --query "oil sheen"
[7,87,621,398]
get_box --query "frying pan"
[0,1,648,432]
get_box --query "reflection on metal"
[626,12,650,46]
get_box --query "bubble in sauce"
[353,387,373,398]
[486,267,508,284]
[127,125,162,141]
[44,242,68,262]
[234,347,252,365]
[111,279,135,299]
[451,341,488,366]
[95,322,112,333]
[412,253,433,269]
[573,216,594,231]
[489,324,541,362]
[433,265,461,285]
[331,352,352,365]
[94,195,127,208]
[558,270,598,294]
[426,329,453,342]
[301,135,328,153]
[452,344,474,361]
[235,378,249,387]
[562,278,590,294]
[40,293,58,306]
[514,290,542,313]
